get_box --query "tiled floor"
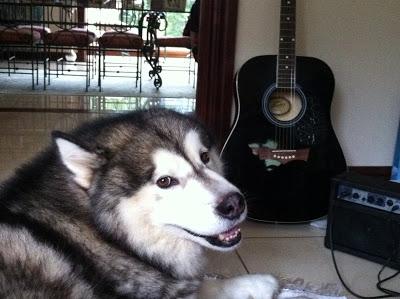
[0,101,399,298]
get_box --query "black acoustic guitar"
[221,0,346,223]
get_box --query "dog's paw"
[221,274,278,299]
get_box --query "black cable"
[375,219,400,296]
[376,269,400,296]
[328,203,400,298]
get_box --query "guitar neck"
[277,0,296,89]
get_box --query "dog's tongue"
[217,226,241,242]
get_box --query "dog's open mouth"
[184,225,242,248]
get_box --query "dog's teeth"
[217,227,241,242]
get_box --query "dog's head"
[53,109,246,276]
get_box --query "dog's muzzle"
[180,192,246,249]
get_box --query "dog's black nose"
[216,192,245,220]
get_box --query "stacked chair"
[157,34,195,86]
[0,0,48,89]
[43,1,98,91]
[97,4,144,92]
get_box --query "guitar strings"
[290,66,294,150]
[292,55,296,150]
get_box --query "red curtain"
[195,0,238,148]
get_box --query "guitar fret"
[276,85,296,89]
[278,69,295,73]
[278,73,296,76]
[280,26,295,31]
[277,72,296,77]
[278,59,295,66]
[277,84,296,86]
[279,60,295,62]
[277,83,296,86]
[278,61,295,64]
[277,80,297,84]
[278,73,295,77]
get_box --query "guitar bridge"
[252,147,310,164]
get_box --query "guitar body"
[222,55,346,223]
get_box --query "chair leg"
[43,45,47,90]
[36,45,39,86]
[47,49,51,86]
[135,50,139,88]
[86,46,89,92]
[31,44,34,90]
[102,50,105,79]
[12,52,16,73]
[7,52,11,77]
[98,49,102,91]
[139,52,142,93]
[48,58,51,85]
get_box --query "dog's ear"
[52,131,102,189]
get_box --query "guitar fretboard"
[277,0,296,89]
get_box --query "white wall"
[234,0,400,166]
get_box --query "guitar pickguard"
[249,140,279,170]
[249,139,310,171]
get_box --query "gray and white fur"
[0,108,277,298]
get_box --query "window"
[86,0,196,37]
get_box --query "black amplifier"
[325,172,400,270]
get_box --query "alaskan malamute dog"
[0,108,277,298]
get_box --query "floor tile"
[237,237,399,298]
[242,219,326,238]
[0,99,195,181]
[205,250,248,278]
[0,111,100,180]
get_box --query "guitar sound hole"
[262,86,307,127]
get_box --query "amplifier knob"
[386,199,393,206]
[367,196,375,204]
[352,193,360,199]
[392,205,399,212]
[376,198,385,206]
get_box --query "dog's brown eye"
[156,176,177,189]
[200,152,210,164]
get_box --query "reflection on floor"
[0,94,195,180]
[0,94,196,113]
[0,95,399,299]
